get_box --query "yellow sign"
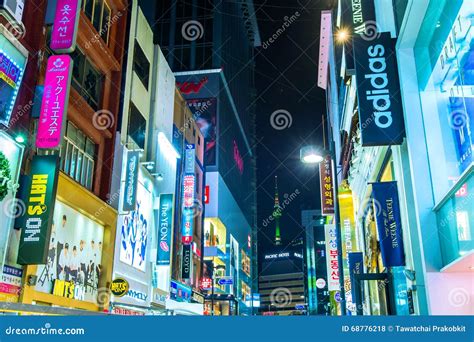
[110,278,129,297]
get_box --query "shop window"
[70,49,104,111]
[83,0,112,45]
[128,102,147,149]
[36,121,96,191]
[415,1,473,204]
[133,41,150,90]
[435,172,473,266]
[241,249,251,276]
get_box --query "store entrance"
[353,273,393,316]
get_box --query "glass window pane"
[76,152,83,182]
[84,0,94,22]
[93,0,103,33]
[102,3,112,44]
[70,147,78,178]
[64,142,72,174]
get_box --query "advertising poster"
[186,98,217,166]
[119,181,151,272]
[35,201,104,303]
[0,48,25,126]
[36,55,73,149]
[17,155,60,265]
[229,235,239,296]
[449,97,473,174]
[0,132,23,273]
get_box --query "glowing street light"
[336,28,350,43]
[300,145,324,164]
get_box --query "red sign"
[201,277,212,289]
[233,140,244,175]
[111,307,145,316]
[204,185,210,204]
[176,77,208,94]
[320,155,335,215]
[183,175,195,208]
[455,183,468,197]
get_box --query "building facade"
[318,0,473,316]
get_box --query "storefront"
[109,145,155,315]
[20,173,117,312]
[398,0,473,315]
[0,131,24,305]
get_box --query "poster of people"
[119,182,151,272]
[186,98,217,166]
[35,201,104,303]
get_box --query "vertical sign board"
[371,181,405,267]
[36,55,73,149]
[50,0,82,53]
[181,144,195,244]
[181,244,192,279]
[320,155,335,215]
[348,252,364,306]
[324,224,340,291]
[157,194,174,265]
[122,150,140,212]
[17,155,60,265]
[341,0,376,73]
[353,32,405,146]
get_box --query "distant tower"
[273,176,282,245]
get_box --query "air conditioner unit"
[0,0,24,24]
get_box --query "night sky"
[254,0,332,253]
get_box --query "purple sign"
[50,0,82,53]
[36,55,73,149]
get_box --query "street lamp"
[300,144,347,316]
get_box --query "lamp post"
[300,144,347,316]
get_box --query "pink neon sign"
[36,55,73,149]
[50,0,82,53]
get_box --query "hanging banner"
[50,0,82,53]
[353,32,405,146]
[181,144,195,244]
[36,55,73,149]
[320,155,335,215]
[341,0,376,74]
[122,150,139,212]
[17,155,60,265]
[348,252,363,303]
[157,194,174,265]
[324,224,340,291]
[371,181,405,267]
[181,244,192,279]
